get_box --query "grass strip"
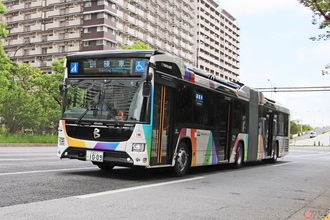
[0,134,57,143]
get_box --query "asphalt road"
[292,126,330,142]
[291,127,330,146]
[0,146,329,220]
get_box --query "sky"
[217,0,330,128]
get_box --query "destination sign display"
[68,58,148,77]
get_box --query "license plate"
[86,150,104,162]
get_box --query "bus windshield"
[62,78,150,124]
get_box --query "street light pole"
[13,39,31,61]
[268,79,273,98]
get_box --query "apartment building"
[196,0,240,82]
[2,0,239,82]
[3,0,84,74]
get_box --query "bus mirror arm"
[143,82,151,97]
[143,62,155,97]
[59,84,70,97]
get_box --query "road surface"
[0,146,329,220]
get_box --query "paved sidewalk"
[287,190,330,220]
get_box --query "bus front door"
[150,84,174,166]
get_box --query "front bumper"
[61,147,134,167]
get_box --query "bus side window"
[192,89,206,127]
[232,100,246,134]
[278,113,284,136]
[177,84,193,127]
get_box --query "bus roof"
[66,50,166,60]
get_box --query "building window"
[84,14,91,20]
[59,33,66,40]
[97,26,108,32]
[7,16,13,23]
[24,37,30,43]
[97,13,108,19]
[111,16,116,22]
[25,2,31,8]
[60,20,66,27]
[85,1,92,7]
[112,3,116,9]
[24,25,31,32]
[59,46,65,53]
[24,14,31,20]
[112,29,116,35]
[97,0,108,6]
[83,41,90,47]
[60,8,67,15]
[96,40,107,45]
[41,60,47,67]
[84,28,90,33]
[42,48,47,55]
[23,49,29,56]
[42,35,47,42]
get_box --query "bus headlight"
[132,143,145,152]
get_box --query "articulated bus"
[57,50,290,176]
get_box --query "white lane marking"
[76,176,205,199]
[0,157,55,161]
[286,153,325,158]
[0,167,96,176]
[0,159,26,161]
[273,162,295,167]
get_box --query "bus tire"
[271,142,278,163]
[234,142,243,169]
[92,162,114,171]
[174,142,191,176]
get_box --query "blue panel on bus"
[70,62,79,73]
[135,61,145,73]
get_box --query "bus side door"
[150,83,174,166]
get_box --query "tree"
[0,2,8,39]
[32,58,64,134]
[299,0,330,74]
[121,41,152,49]
[0,1,64,134]
[37,57,65,106]
[1,65,43,134]
[290,121,299,135]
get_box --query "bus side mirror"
[59,84,69,97]
[143,82,151,97]
[59,84,65,97]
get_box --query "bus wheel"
[234,142,243,169]
[92,162,114,171]
[271,143,278,163]
[174,142,191,176]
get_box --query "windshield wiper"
[104,104,122,127]
[75,102,97,125]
